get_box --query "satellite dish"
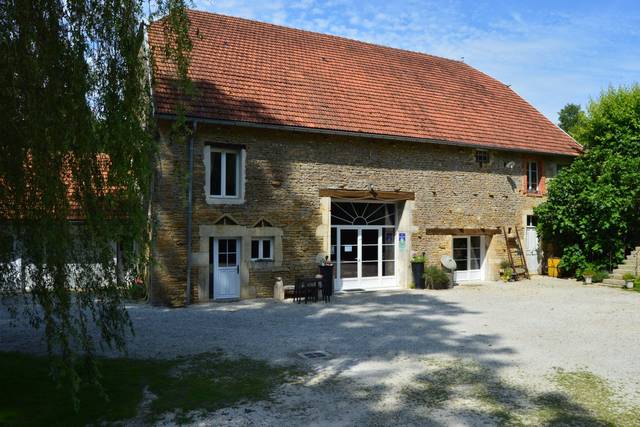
[441,255,457,271]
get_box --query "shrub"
[424,266,450,289]
[127,283,146,300]
[622,272,636,281]
[501,267,513,282]
[499,260,511,270]
[591,270,609,283]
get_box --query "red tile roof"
[149,10,582,156]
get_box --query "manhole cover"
[298,350,331,360]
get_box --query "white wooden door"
[525,216,539,274]
[453,236,484,282]
[213,238,240,299]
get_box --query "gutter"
[186,121,197,305]
[155,113,581,158]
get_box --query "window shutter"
[522,160,528,194]
[538,160,545,194]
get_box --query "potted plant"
[411,252,426,289]
[623,273,635,289]
[582,269,595,285]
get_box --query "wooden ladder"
[502,226,530,280]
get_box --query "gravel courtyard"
[3,277,640,425]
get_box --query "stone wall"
[151,121,571,305]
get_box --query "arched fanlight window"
[330,202,395,226]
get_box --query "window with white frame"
[251,238,273,261]
[527,160,539,193]
[205,145,245,203]
[211,148,239,197]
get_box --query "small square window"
[251,238,273,261]
[475,150,489,166]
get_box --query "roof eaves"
[155,113,582,157]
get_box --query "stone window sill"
[205,196,245,205]
[525,192,544,198]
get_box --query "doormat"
[342,288,366,292]
[298,351,331,360]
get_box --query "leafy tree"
[557,103,585,135]
[536,86,640,276]
[0,0,191,405]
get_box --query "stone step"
[612,269,636,276]
[602,278,625,287]
[617,263,638,270]
[610,273,637,280]
[613,264,636,270]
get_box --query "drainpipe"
[186,121,197,305]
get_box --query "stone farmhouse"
[147,10,582,306]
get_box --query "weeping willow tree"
[0,0,191,402]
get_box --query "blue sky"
[194,0,640,122]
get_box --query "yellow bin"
[548,257,561,277]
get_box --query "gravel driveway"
[3,277,640,425]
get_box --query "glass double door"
[452,236,484,282]
[332,226,395,290]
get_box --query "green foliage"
[622,272,636,281]
[0,351,295,426]
[557,103,585,135]
[0,0,192,406]
[581,269,595,277]
[424,266,450,289]
[535,85,640,277]
[591,270,609,283]
[501,267,513,282]
[411,253,426,263]
[499,260,511,270]
[127,283,147,300]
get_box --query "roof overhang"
[155,114,582,158]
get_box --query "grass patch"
[541,369,640,426]
[402,359,640,426]
[0,351,296,426]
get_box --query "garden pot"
[625,280,634,289]
[411,262,425,289]
[584,276,593,285]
